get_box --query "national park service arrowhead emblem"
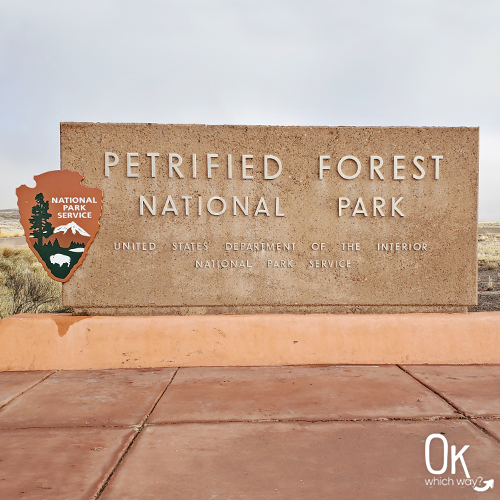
[16,170,103,282]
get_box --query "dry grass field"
[0,246,64,319]
[0,210,65,318]
[0,213,499,317]
[474,223,500,311]
[0,209,24,238]
[478,222,500,264]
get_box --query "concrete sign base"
[1,312,500,370]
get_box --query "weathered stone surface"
[61,124,478,314]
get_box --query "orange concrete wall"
[1,312,500,371]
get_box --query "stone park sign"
[59,123,478,315]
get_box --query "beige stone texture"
[60,124,478,314]
[2,312,500,371]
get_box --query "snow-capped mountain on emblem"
[45,221,92,248]
[16,170,103,282]
[54,221,91,236]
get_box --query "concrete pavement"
[0,365,499,499]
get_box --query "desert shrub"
[487,276,495,290]
[0,246,64,318]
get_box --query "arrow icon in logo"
[474,479,494,492]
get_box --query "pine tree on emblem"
[29,193,54,247]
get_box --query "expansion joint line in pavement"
[145,415,468,426]
[396,364,500,445]
[94,367,180,500]
[0,371,56,410]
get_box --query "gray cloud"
[1,0,499,219]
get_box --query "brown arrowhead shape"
[16,170,103,282]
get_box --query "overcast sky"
[1,0,499,220]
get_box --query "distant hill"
[479,222,500,237]
[0,209,20,219]
[0,209,23,237]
